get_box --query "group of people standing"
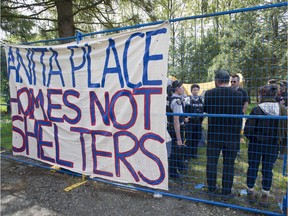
[166,80,205,178]
[166,70,287,206]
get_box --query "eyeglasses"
[231,81,237,83]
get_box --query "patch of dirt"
[1,154,267,216]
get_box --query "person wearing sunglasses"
[230,74,249,114]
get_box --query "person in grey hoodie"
[244,85,287,206]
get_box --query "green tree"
[1,0,286,87]
[0,48,9,104]
[1,0,159,43]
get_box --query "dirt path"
[1,155,260,216]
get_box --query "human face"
[230,77,240,89]
[176,85,184,95]
[191,87,199,96]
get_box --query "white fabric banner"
[5,22,170,190]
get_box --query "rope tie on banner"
[76,31,83,44]
[50,165,61,173]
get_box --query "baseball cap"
[214,70,230,82]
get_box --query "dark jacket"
[184,96,204,122]
[244,98,287,145]
[204,87,243,143]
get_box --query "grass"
[1,96,12,150]
[246,102,257,115]
[0,114,12,150]
[170,102,286,214]
[0,97,8,113]
[170,117,287,214]
[169,141,287,214]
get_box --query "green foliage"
[0,48,9,103]
[167,2,287,97]
[0,114,12,150]
[0,97,8,113]
[1,4,37,42]
[1,0,287,92]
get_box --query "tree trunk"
[55,0,75,41]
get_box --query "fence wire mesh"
[165,3,287,215]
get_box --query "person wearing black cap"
[168,80,187,179]
[204,70,244,200]
[244,85,287,206]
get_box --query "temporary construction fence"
[1,2,287,216]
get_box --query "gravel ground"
[1,155,261,216]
